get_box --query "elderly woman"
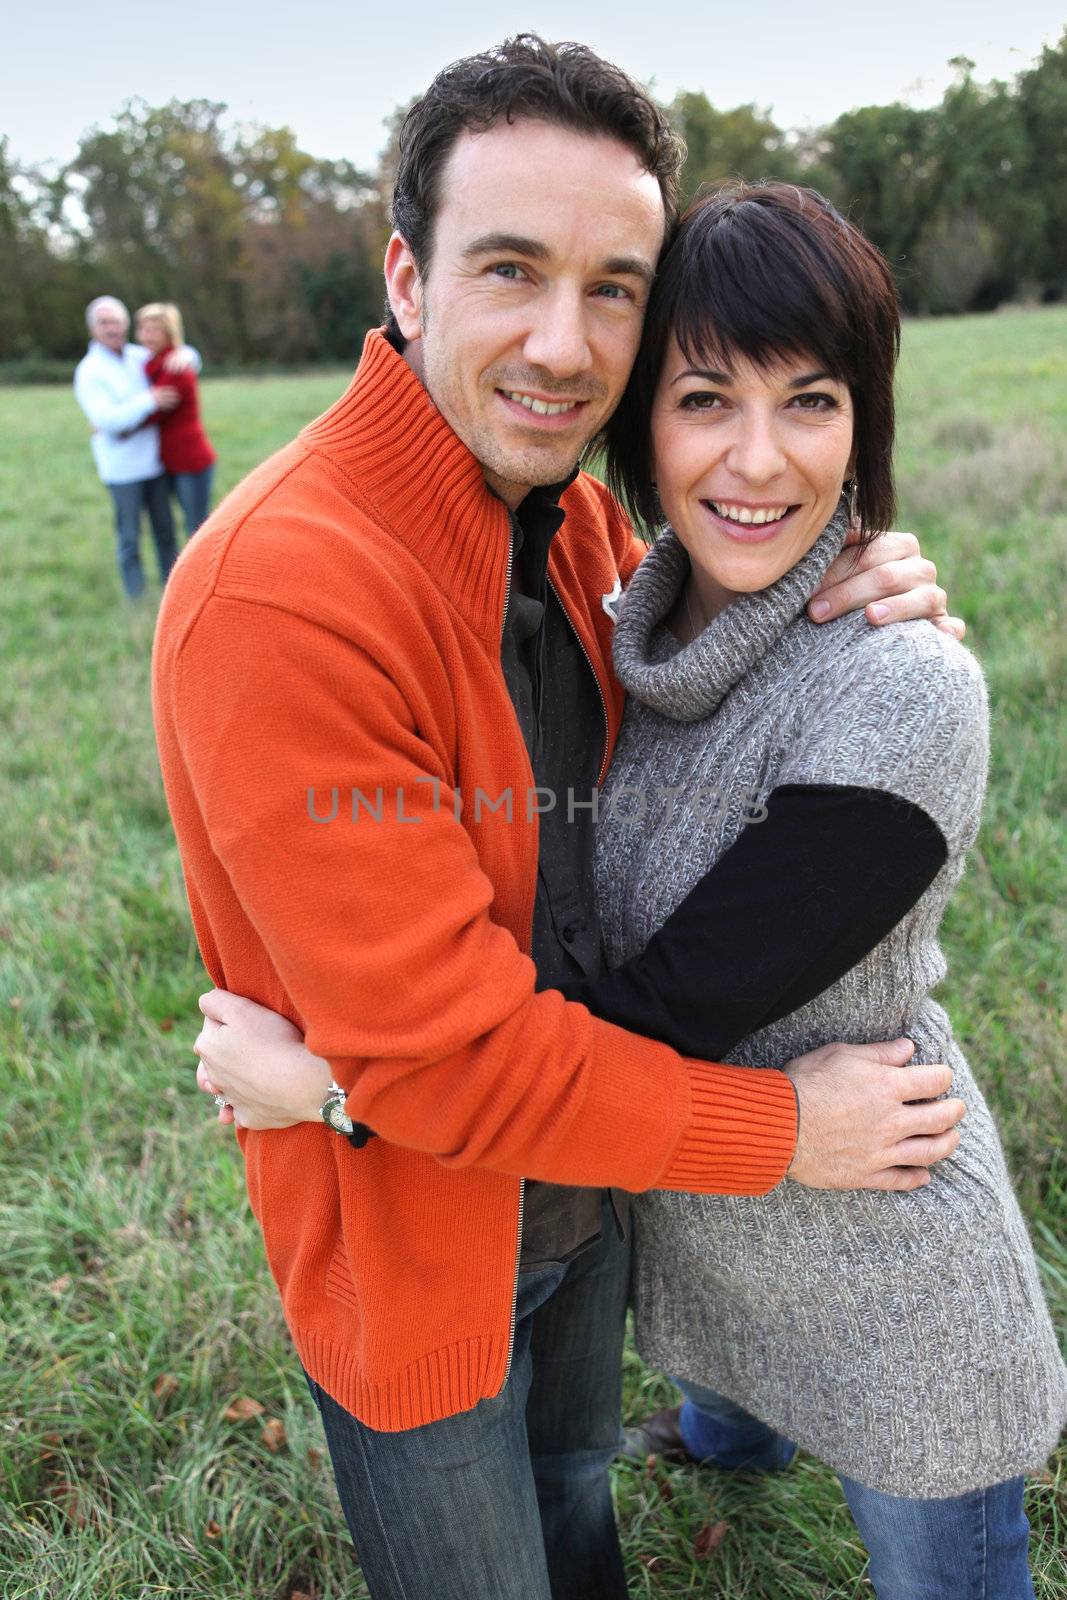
[135,302,216,535]
[190,187,1064,1595]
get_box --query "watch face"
[326,1100,353,1133]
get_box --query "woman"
[192,186,1064,1595]
[135,302,216,535]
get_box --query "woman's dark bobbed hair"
[605,182,901,540]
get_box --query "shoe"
[619,1404,697,1465]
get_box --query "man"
[73,296,185,598]
[154,37,965,1600]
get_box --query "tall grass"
[1,309,1064,1597]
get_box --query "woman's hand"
[194,989,333,1131]
[807,528,965,640]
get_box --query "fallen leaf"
[153,1373,179,1402]
[9,996,22,1010]
[158,1017,175,1032]
[46,1481,86,1529]
[306,1447,323,1469]
[223,1396,265,1421]
[204,1519,222,1540]
[47,1275,72,1297]
[694,1520,730,1559]
[637,1553,665,1572]
[289,1591,313,1600]
[261,1417,287,1452]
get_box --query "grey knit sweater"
[599,506,1066,1497]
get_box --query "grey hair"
[86,296,130,333]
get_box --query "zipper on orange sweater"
[499,520,525,1388]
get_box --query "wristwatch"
[320,1081,355,1136]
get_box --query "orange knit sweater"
[152,330,798,1429]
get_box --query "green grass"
[1,308,1064,1598]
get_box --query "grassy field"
[1,306,1064,1598]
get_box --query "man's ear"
[384,233,423,343]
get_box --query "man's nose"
[521,288,593,379]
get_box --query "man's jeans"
[677,1378,1035,1599]
[307,1198,631,1600]
[171,465,214,536]
[106,474,177,598]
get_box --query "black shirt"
[498,477,612,1270]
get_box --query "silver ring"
[213,1093,228,1109]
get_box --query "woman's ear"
[384,233,424,344]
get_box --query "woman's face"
[651,334,855,611]
[137,317,169,355]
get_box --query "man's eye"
[490,264,525,281]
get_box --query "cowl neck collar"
[612,498,851,722]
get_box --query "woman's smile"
[699,499,800,542]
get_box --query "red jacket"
[145,347,216,474]
[152,330,798,1430]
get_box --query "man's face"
[92,307,129,352]
[391,120,665,506]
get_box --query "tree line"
[2,35,1064,371]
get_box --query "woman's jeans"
[106,474,177,598]
[306,1198,631,1600]
[676,1378,1034,1600]
[170,464,214,536]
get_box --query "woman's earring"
[844,478,858,522]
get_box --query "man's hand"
[807,528,965,641]
[785,1037,965,1191]
[151,385,180,411]
[163,347,197,374]
[194,989,332,1130]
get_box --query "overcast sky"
[5,0,1063,172]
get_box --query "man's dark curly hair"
[385,34,684,343]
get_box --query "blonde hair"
[135,301,184,347]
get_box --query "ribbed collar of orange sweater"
[302,329,516,644]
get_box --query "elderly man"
[73,295,184,599]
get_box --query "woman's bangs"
[670,221,846,382]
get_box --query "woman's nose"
[725,415,788,484]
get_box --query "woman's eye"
[791,391,838,410]
[594,283,629,300]
[679,392,725,411]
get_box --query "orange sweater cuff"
[658,1062,798,1196]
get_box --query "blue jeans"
[106,474,177,598]
[307,1198,631,1600]
[676,1379,1034,1599]
[170,464,214,536]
